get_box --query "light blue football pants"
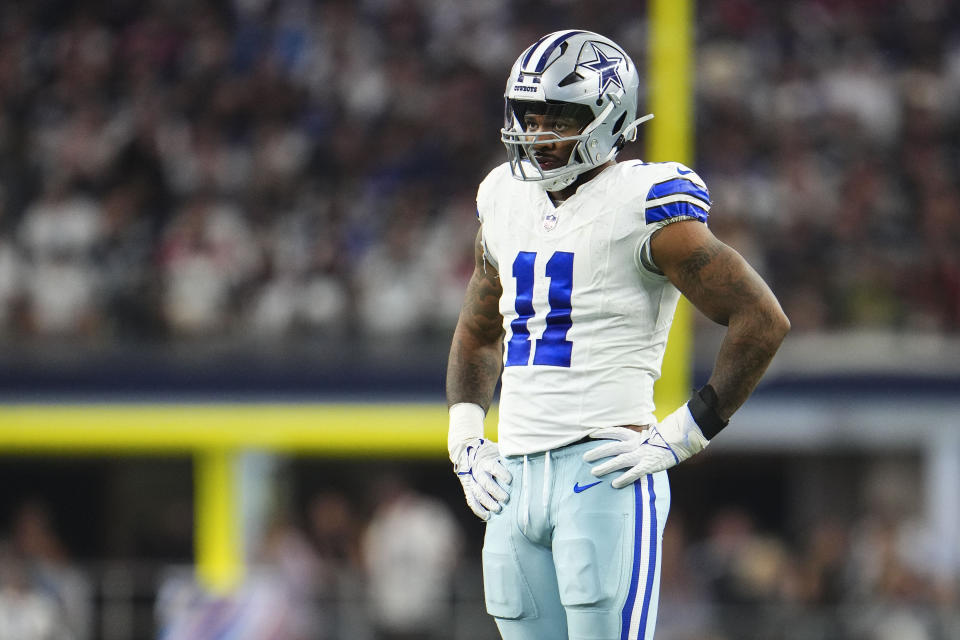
[482,440,670,640]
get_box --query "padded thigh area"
[554,514,627,608]
[482,549,536,620]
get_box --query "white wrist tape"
[448,402,486,460]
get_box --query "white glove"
[583,404,710,489]
[448,403,512,521]
[453,437,512,520]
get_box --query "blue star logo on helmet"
[581,43,624,95]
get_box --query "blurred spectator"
[94,184,163,339]
[304,490,364,640]
[353,196,440,337]
[307,490,362,572]
[17,176,103,337]
[361,474,461,640]
[0,198,22,332]
[254,513,324,639]
[7,501,92,640]
[0,544,70,640]
[158,193,259,335]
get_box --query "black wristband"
[687,384,729,439]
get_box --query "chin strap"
[543,173,579,192]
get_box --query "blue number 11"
[506,251,574,367]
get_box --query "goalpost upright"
[648,0,696,417]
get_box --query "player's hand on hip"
[583,405,710,489]
[453,438,512,520]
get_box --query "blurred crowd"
[2,3,958,638]
[658,508,960,640]
[156,476,464,640]
[695,0,960,333]
[3,484,959,640]
[0,0,957,346]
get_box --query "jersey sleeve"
[636,162,712,277]
[643,163,711,226]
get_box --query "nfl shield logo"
[543,212,559,230]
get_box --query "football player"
[446,30,790,640]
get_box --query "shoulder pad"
[476,163,513,223]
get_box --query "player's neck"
[548,161,615,203]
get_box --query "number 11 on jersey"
[506,251,574,368]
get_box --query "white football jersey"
[477,160,711,456]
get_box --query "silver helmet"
[501,30,652,191]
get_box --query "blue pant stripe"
[636,475,658,638]
[620,475,657,640]
[620,479,643,639]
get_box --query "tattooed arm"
[651,220,790,420]
[445,228,512,519]
[446,228,505,411]
[582,219,789,487]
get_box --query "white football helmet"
[501,30,653,191]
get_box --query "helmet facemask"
[502,98,621,192]
[501,100,598,191]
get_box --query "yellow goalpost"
[0,402,451,593]
[649,0,695,417]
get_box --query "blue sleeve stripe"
[645,201,708,224]
[647,177,710,206]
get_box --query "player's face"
[522,113,583,171]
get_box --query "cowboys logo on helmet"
[501,30,653,192]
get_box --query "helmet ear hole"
[572,141,590,165]
[611,112,627,135]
